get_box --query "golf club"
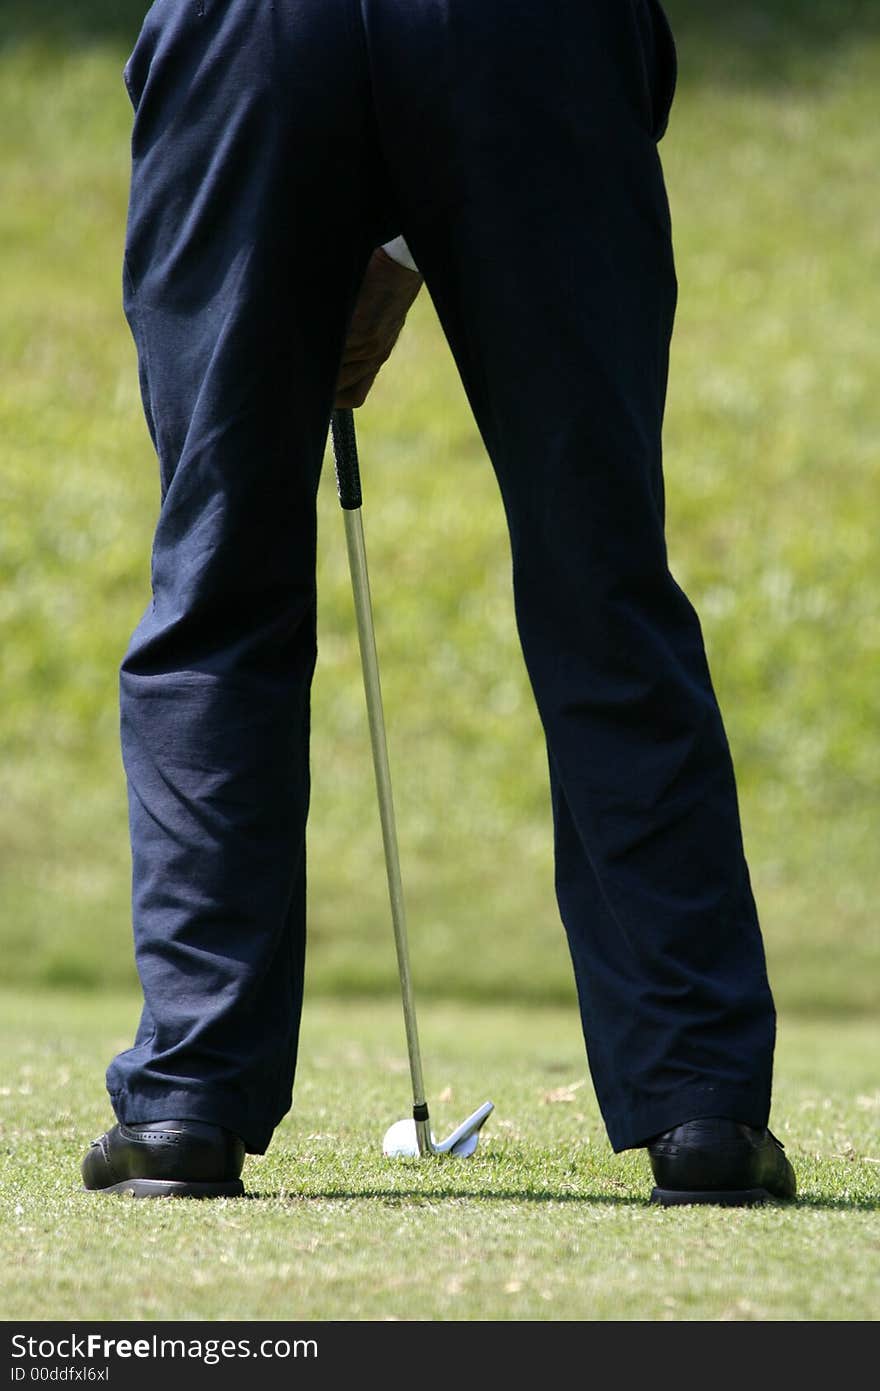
[330,407,494,1158]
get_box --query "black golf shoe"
[648,1117,796,1206]
[82,1119,246,1198]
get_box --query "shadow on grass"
[0,1,148,49]
[789,1195,880,1212]
[667,0,880,87]
[243,1188,646,1206]
[241,1188,880,1210]
[1,0,878,88]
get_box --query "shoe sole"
[84,1178,245,1199]
[650,1186,785,1207]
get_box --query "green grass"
[0,990,878,1321]
[1,4,879,1009]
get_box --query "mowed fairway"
[0,991,878,1321]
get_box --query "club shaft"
[342,505,428,1116]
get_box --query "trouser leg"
[107,0,391,1152]
[365,0,776,1148]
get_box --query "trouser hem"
[109,1085,276,1155]
[606,1083,772,1153]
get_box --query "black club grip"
[330,408,363,510]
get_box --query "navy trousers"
[108,0,776,1154]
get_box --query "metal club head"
[383,1101,494,1158]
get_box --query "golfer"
[83,0,795,1206]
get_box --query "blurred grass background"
[1,1,878,1013]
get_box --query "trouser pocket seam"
[628,0,678,142]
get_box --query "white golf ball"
[382,1118,421,1157]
